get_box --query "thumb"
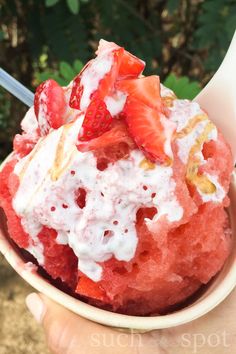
[25,293,137,354]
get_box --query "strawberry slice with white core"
[123,97,176,163]
[79,55,113,111]
[79,98,113,141]
[95,39,119,55]
[116,76,162,111]
[34,79,66,135]
[77,120,135,152]
[69,60,94,110]
[90,48,124,100]
[119,51,145,79]
[70,48,124,112]
[96,39,145,78]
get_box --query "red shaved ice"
[0,40,233,316]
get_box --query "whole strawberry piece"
[78,98,113,141]
[34,79,66,135]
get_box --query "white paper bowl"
[0,156,236,331]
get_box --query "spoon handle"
[195,30,236,162]
[0,68,34,107]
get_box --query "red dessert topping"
[122,97,171,163]
[78,98,113,141]
[34,79,66,134]
[96,39,145,78]
[116,75,162,110]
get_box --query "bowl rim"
[0,156,236,330]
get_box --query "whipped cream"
[104,91,127,116]
[80,54,113,111]
[198,174,226,203]
[21,106,39,134]
[166,97,226,202]
[13,112,184,281]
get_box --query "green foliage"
[40,4,89,62]
[0,88,10,130]
[45,0,87,14]
[163,74,200,100]
[66,0,80,14]
[193,0,236,71]
[35,59,83,86]
[0,0,235,160]
[164,74,201,100]
[166,0,179,14]
[95,0,162,74]
[0,31,5,41]
[0,88,12,161]
[45,0,60,6]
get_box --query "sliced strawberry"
[78,98,113,141]
[77,120,135,152]
[93,48,124,100]
[119,51,145,79]
[69,49,124,111]
[13,133,39,157]
[96,39,118,55]
[96,39,145,78]
[123,98,175,163]
[116,76,162,110]
[69,59,94,109]
[76,275,107,301]
[34,82,45,118]
[34,79,66,134]
[78,120,136,170]
[69,74,83,110]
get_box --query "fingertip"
[25,292,46,324]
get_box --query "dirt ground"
[0,254,50,354]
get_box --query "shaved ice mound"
[0,40,233,316]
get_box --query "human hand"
[25,293,147,354]
[26,288,236,354]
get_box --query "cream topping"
[198,174,226,203]
[21,106,39,134]
[104,91,127,116]
[80,54,113,111]
[166,97,226,202]
[13,114,183,281]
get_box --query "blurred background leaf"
[45,0,60,6]
[0,0,235,160]
[45,0,86,14]
[164,74,201,99]
[66,0,80,14]
[35,59,83,86]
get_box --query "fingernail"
[25,293,46,324]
